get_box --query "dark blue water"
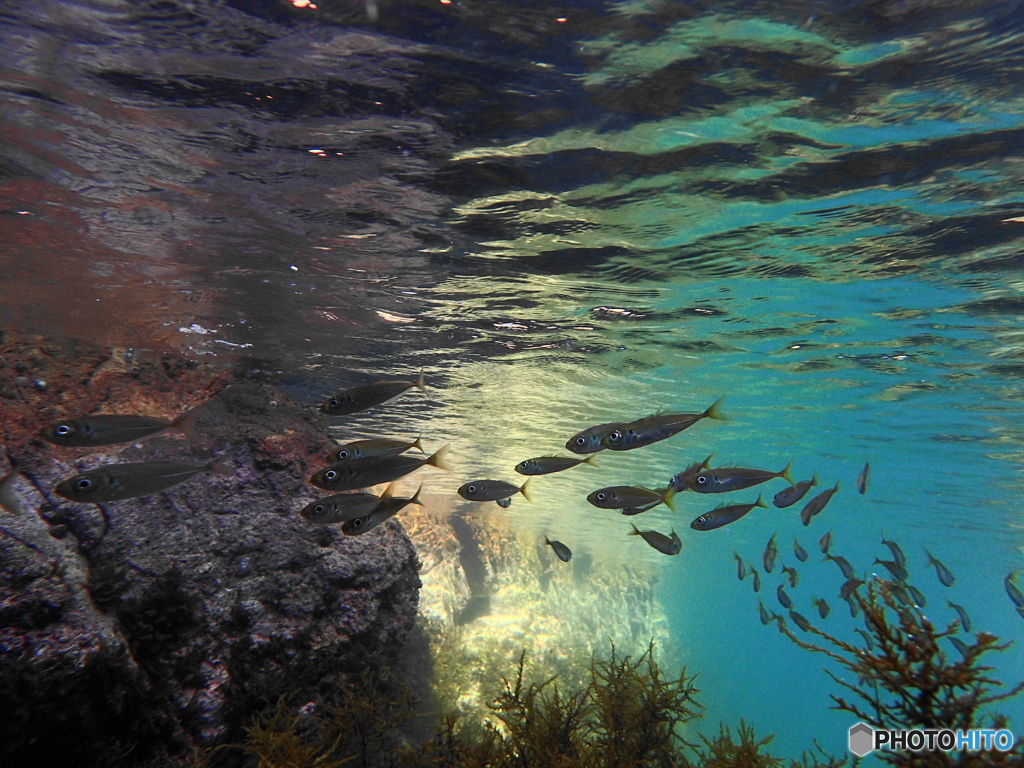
[3,0,1024,761]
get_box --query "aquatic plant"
[777,579,1024,765]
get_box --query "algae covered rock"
[0,338,422,767]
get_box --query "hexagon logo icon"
[849,722,874,756]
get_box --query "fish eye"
[575,437,586,446]
[56,425,71,436]
[697,516,706,525]
[314,504,325,514]
[352,518,363,529]
[609,431,622,440]
[697,475,708,485]
[596,492,606,501]
[338,450,350,459]
[467,485,476,494]
[325,470,338,481]
[329,398,339,408]
[75,478,92,490]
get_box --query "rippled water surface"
[4,0,1024,759]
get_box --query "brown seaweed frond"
[776,579,1024,764]
[241,695,351,768]
[679,719,784,768]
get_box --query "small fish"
[310,444,452,491]
[55,457,231,503]
[888,581,912,607]
[770,475,819,512]
[880,535,906,569]
[763,533,778,574]
[690,495,768,531]
[782,565,799,588]
[328,436,423,463]
[668,454,713,492]
[857,460,870,494]
[565,422,628,454]
[621,500,661,516]
[749,564,762,593]
[825,554,856,580]
[459,479,532,503]
[0,464,25,515]
[545,537,572,562]
[341,484,423,536]
[793,537,808,563]
[789,610,812,632]
[602,398,726,452]
[515,454,596,476]
[813,597,830,619]
[734,550,748,581]
[799,481,840,526]
[925,550,955,587]
[758,600,773,625]
[874,558,908,582]
[773,473,818,508]
[40,409,199,447]
[906,584,927,607]
[496,497,512,509]
[628,524,682,556]
[845,595,861,618]
[854,628,874,649]
[777,584,793,610]
[587,486,676,512]
[688,460,793,494]
[301,491,382,524]
[1005,570,1024,609]
[819,529,832,554]
[950,637,970,659]
[840,578,864,600]
[947,600,972,633]
[321,371,425,416]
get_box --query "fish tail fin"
[427,444,453,471]
[924,549,937,567]
[0,464,23,516]
[380,482,396,502]
[833,479,841,492]
[704,396,728,421]
[662,488,677,512]
[411,435,425,453]
[702,453,714,468]
[628,524,641,536]
[584,454,598,467]
[780,460,794,484]
[170,403,202,440]
[206,456,233,476]
[413,370,426,391]
[810,472,819,487]
[409,484,424,507]
[519,478,533,502]
[755,494,768,509]
[545,536,553,545]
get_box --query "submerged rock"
[0,337,421,766]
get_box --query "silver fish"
[310,444,451,491]
[341,484,423,536]
[545,537,572,562]
[947,600,972,633]
[789,610,812,632]
[602,398,726,451]
[55,457,231,503]
[826,553,856,580]
[777,584,793,610]
[668,453,713,492]
[459,479,532,503]
[799,481,840,526]
[793,537,808,562]
[773,473,818,508]
[565,422,628,454]
[689,460,793,494]
[321,371,425,416]
[881,535,906,569]
[763,533,778,574]
[301,491,381,524]
[587,486,675,511]
[856,460,870,494]
[690,495,768,531]
[40,410,198,447]
[328,436,423,463]
[515,454,596,476]
[628,524,681,555]
[926,549,955,587]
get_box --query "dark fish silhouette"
[925,549,955,587]
[793,537,808,562]
[55,457,231,503]
[496,497,512,509]
[40,410,200,447]
[840,578,864,600]
[321,371,425,416]
[950,637,969,659]
[758,600,774,625]
[602,398,726,451]
[881,535,906,569]
[777,584,793,610]
[874,558,908,582]
[628,524,681,555]
[588,486,675,511]
[773,473,818,508]
[826,554,855,580]
[668,454,713,492]
[749,564,762,593]
[947,600,971,633]
[734,550,747,581]
[565,422,628,454]
[688,460,793,494]
[310,445,451,491]
[789,610,812,632]
[301,491,382,524]
[906,584,927,607]
[515,454,596,475]
[819,530,832,554]
[329,436,423,462]
[341,484,423,536]
[763,533,778,574]
[690,495,768,531]
[799,481,839,526]
[813,597,830,619]
[782,565,799,588]
[856,460,870,494]
[459,479,532,503]
[545,537,572,562]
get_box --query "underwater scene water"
[3,0,1024,762]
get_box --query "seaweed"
[777,579,1024,766]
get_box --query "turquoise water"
[3,0,1024,761]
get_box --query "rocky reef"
[0,333,423,766]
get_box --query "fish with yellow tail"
[55,457,232,503]
[301,491,382,524]
[799,480,840,526]
[689,495,768,531]
[545,537,572,562]
[328,436,423,463]
[565,422,628,455]
[40,407,202,447]
[602,397,726,451]
[515,454,596,476]
[341,484,423,536]
[688,460,793,494]
[321,371,425,416]
[310,444,452,492]
[668,454,713,492]
[458,479,532,503]
[773,473,818,508]
[587,485,676,512]
[628,524,681,556]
